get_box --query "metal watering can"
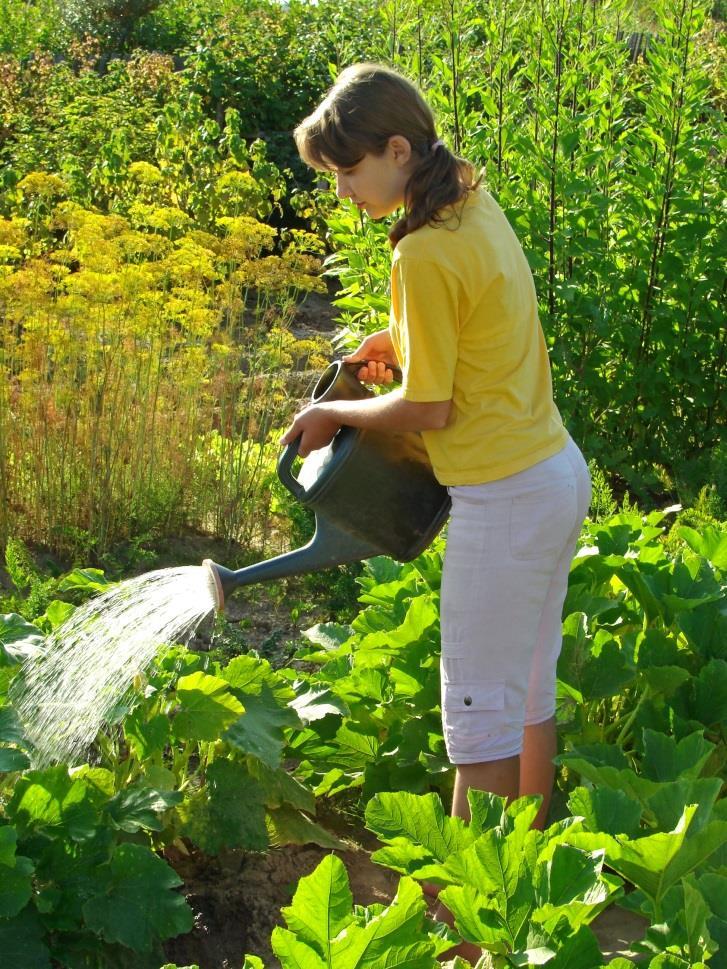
[204,360,451,611]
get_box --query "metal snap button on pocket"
[463,695,472,706]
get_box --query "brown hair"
[294,63,480,247]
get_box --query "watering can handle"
[277,435,306,500]
[278,361,402,498]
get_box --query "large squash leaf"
[224,685,300,767]
[0,905,51,968]
[272,857,439,969]
[7,765,103,841]
[176,758,268,853]
[173,670,244,742]
[0,613,44,666]
[0,826,34,918]
[83,843,193,952]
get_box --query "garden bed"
[162,805,650,968]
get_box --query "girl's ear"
[387,135,413,166]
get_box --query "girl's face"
[328,136,414,220]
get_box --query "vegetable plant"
[0,565,343,966]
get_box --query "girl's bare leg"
[519,716,557,829]
[451,756,520,820]
[435,756,519,961]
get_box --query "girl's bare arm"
[281,391,451,457]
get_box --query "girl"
[282,61,591,932]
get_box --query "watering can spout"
[203,517,382,612]
[203,560,236,612]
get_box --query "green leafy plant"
[309,0,725,502]
[0,563,347,965]
[288,541,450,799]
[249,852,454,969]
[0,763,192,967]
[364,789,620,966]
[557,509,726,760]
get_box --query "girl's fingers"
[358,360,394,384]
[343,357,395,384]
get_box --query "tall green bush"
[0,0,67,56]
[323,0,725,501]
[58,0,164,52]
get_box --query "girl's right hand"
[343,329,398,384]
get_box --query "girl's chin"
[361,204,394,219]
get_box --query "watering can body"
[206,361,451,609]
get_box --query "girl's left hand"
[280,404,341,458]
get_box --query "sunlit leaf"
[224,685,300,767]
[641,730,714,782]
[7,766,102,841]
[366,791,473,871]
[174,670,244,742]
[290,685,348,723]
[279,854,354,957]
[0,614,44,666]
[107,785,182,833]
[266,805,343,850]
[567,787,642,838]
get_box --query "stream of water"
[10,564,219,768]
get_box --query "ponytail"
[392,140,480,248]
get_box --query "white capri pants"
[440,436,591,764]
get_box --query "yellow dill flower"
[211,342,232,356]
[217,216,276,259]
[0,217,27,248]
[18,172,69,199]
[214,169,266,218]
[71,237,122,274]
[116,265,157,299]
[0,244,21,264]
[64,269,124,304]
[180,230,222,255]
[282,228,326,256]
[117,230,171,263]
[128,162,164,186]
[159,244,218,286]
[129,202,192,238]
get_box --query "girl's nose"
[335,173,351,199]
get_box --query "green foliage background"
[0,0,727,544]
[1,0,724,553]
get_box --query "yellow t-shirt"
[389,187,567,486]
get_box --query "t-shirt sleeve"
[390,255,459,402]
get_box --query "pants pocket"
[443,679,505,714]
[508,478,577,562]
[442,678,506,755]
